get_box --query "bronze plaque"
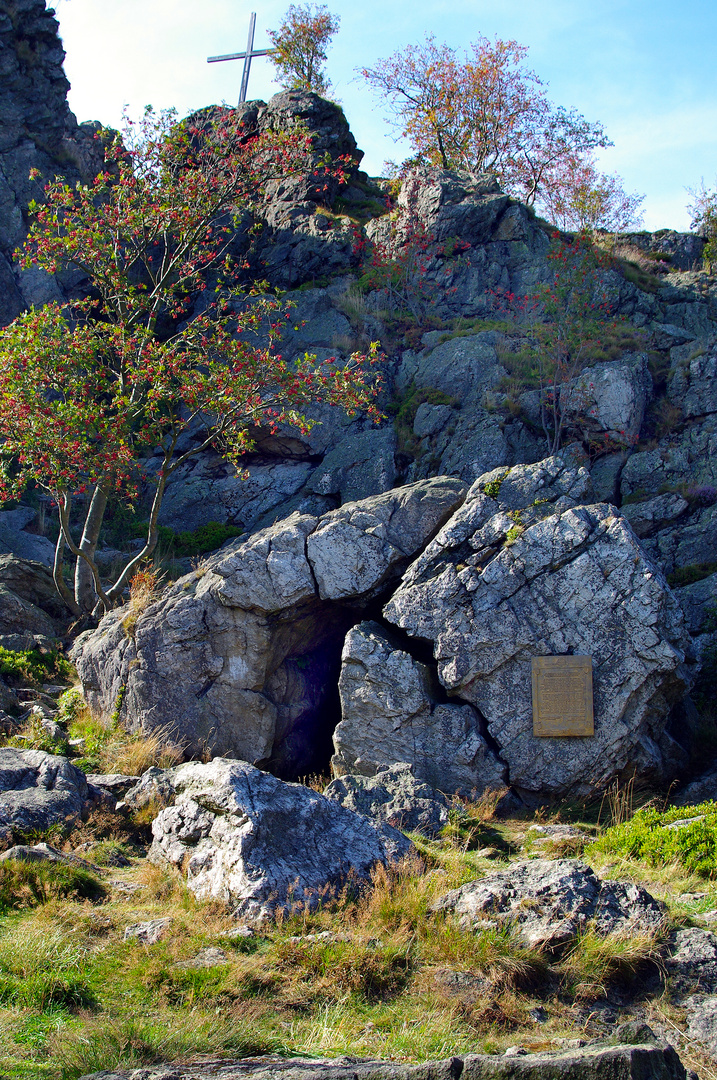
[532,656,594,737]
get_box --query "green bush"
[0,647,73,688]
[593,802,717,878]
[101,506,242,559]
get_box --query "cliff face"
[0,0,103,322]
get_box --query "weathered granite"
[149,758,412,919]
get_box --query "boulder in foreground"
[0,747,88,840]
[149,758,413,920]
[431,858,665,951]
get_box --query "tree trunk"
[74,481,109,614]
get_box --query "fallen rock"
[431,859,665,951]
[121,767,178,810]
[323,762,450,837]
[0,841,95,869]
[332,621,505,795]
[123,918,172,945]
[75,1041,687,1080]
[72,479,466,773]
[384,456,693,795]
[0,747,88,834]
[85,773,140,797]
[175,946,228,969]
[148,758,412,920]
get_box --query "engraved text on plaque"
[532,655,593,737]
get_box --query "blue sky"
[54,0,717,231]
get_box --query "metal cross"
[207,12,273,106]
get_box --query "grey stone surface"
[306,426,398,503]
[0,747,88,834]
[323,762,450,837]
[432,859,665,951]
[668,343,717,419]
[685,995,717,1058]
[157,455,314,533]
[122,767,179,810]
[621,494,689,539]
[72,479,466,773]
[85,773,140,796]
[0,0,104,323]
[666,928,717,995]
[620,423,717,500]
[76,1042,687,1080]
[332,621,505,796]
[673,573,717,637]
[0,841,95,868]
[674,762,717,806]
[148,758,412,919]
[570,354,652,443]
[123,918,173,945]
[642,503,717,576]
[384,456,692,795]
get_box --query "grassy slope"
[3,786,717,1080]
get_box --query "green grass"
[0,861,105,912]
[2,788,717,1078]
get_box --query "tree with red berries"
[0,107,380,617]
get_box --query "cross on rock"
[207,12,273,106]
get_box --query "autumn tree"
[361,35,609,207]
[0,108,379,618]
[268,3,340,96]
[537,152,645,233]
[688,180,717,272]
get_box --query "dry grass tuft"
[558,928,663,1002]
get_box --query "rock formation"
[383,457,693,796]
[71,479,466,774]
[148,757,412,918]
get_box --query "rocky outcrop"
[323,762,450,837]
[0,0,104,324]
[332,621,505,795]
[76,1042,688,1080]
[72,479,466,775]
[432,859,665,951]
[148,757,412,919]
[383,457,693,796]
[0,746,88,840]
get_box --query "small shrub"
[593,801,717,877]
[0,647,73,689]
[666,562,717,588]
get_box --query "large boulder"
[148,758,412,919]
[383,456,693,796]
[332,621,505,795]
[432,859,665,952]
[0,747,88,838]
[72,479,466,775]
